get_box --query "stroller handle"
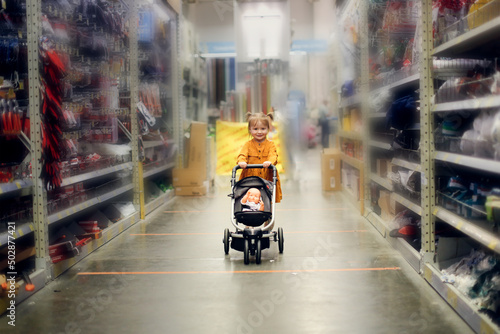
[232,164,277,181]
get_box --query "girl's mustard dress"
[237,139,282,203]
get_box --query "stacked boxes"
[321,149,341,191]
[173,122,209,196]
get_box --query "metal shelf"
[392,158,421,172]
[0,269,46,314]
[0,222,35,247]
[143,162,176,178]
[61,162,133,187]
[143,140,167,149]
[365,209,387,237]
[52,212,140,278]
[370,73,420,95]
[423,263,500,334]
[145,189,175,216]
[386,231,422,273]
[340,94,361,108]
[434,206,500,254]
[435,151,500,174]
[340,153,364,170]
[0,180,33,196]
[433,16,500,58]
[364,209,421,272]
[392,192,422,216]
[369,112,386,119]
[433,95,500,112]
[48,184,134,225]
[370,173,393,191]
[338,130,363,141]
[369,140,391,151]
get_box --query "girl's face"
[250,121,269,143]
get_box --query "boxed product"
[78,221,100,233]
[321,149,341,191]
[87,210,112,229]
[376,159,391,178]
[351,173,360,200]
[188,122,208,171]
[172,168,206,187]
[175,182,208,196]
[378,190,394,221]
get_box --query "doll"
[241,188,265,212]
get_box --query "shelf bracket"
[117,119,132,141]
[18,132,32,153]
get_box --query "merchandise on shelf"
[433,0,500,47]
[441,249,500,326]
[435,108,500,160]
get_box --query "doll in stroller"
[223,164,284,264]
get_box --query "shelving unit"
[423,263,499,334]
[391,192,422,216]
[434,152,500,174]
[370,173,393,192]
[0,0,183,314]
[334,0,500,331]
[433,95,500,112]
[52,211,141,278]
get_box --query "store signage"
[203,41,236,54]
[290,39,328,53]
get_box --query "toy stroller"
[223,164,284,264]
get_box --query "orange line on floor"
[285,230,367,234]
[130,230,367,236]
[77,267,401,276]
[163,210,226,213]
[131,233,220,236]
[163,208,349,213]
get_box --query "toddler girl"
[237,112,282,203]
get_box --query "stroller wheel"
[244,239,250,265]
[255,239,262,264]
[278,227,284,254]
[223,228,230,254]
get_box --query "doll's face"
[247,189,261,204]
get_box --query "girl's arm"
[237,142,249,168]
[263,142,278,167]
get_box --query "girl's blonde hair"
[246,112,274,134]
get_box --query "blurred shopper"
[318,99,331,148]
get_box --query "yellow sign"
[215,120,286,175]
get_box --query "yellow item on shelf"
[467,0,498,29]
[343,114,351,132]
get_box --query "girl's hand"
[238,162,247,169]
[263,161,272,168]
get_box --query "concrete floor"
[0,148,474,334]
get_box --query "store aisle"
[1,149,473,334]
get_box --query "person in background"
[318,99,331,148]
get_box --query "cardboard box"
[207,136,216,184]
[172,168,206,187]
[351,173,360,200]
[175,182,208,196]
[188,122,207,173]
[378,190,394,221]
[376,159,391,178]
[321,149,341,191]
